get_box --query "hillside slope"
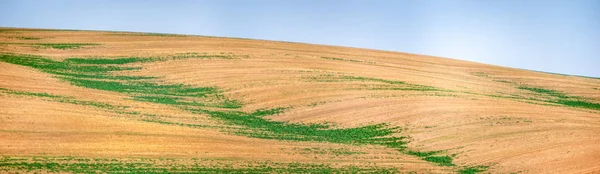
[1,28,599,173]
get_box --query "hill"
[1,27,599,173]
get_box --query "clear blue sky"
[1,0,599,77]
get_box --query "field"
[0,27,599,173]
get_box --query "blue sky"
[1,0,599,77]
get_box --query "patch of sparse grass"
[494,79,512,83]
[109,32,186,37]
[8,36,42,40]
[321,56,376,64]
[458,165,489,174]
[0,88,61,99]
[517,85,600,110]
[405,150,455,166]
[517,86,568,99]
[187,108,408,148]
[63,54,233,65]
[340,75,406,85]
[50,70,155,80]
[171,52,235,60]
[250,107,287,117]
[132,95,182,105]
[406,150,441,157]
[0,42,99,49]
[0,156,398,173]
[306,74,441,91]
[0,54,133,74]
[141,118,221,129]
[554,99,600,110]
[472,72,489,78]
[0,53,238,109]
[0,88,122,110]
[34,43,100,49]
[368,87,440,91]
[292,147,367,156]
[62,77,217,97]
[423,156,454,166]
[218,99,243,108]
[65,57,151,64]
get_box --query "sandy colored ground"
[1,28,599,173]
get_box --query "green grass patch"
[0,87,61,99]
[62,77,216,97]
[494,79,512,83]
[517,85,600,110]
[472,72,489,78]
[458,165,489,174]
[306,74,441,91]
[34,43,100,49]
[132,95,182,105]
[63,53,233,65]
[141,119,222,129]
[321,56,376,64]
[0,88,121,110]
[0,53,235,109]
[8,36,42,40]
[64,57,151,64]
[423,156,454,166]
[218,99,243,108]
[340,75,406,85]
[50,70,155,80]
[406,150,442,157]
[188,108,407,148]
[0,42,98,49]
[555,99,600,110]
[0,54,134,74]
[517,86,568,99]
[109,32,186,37]
[405,150,455,166]
[292,147,367,156]
[0,156,398,173]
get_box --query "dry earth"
[1,27,599,173]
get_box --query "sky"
[1,0,599,77]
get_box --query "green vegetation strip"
[321,56,376,64]
[291,147,367,156]
[518,86,600,110]
[35,43,100,49]
[0,54,237,109]
[108,32,187,37]
[305,74,440,91]
[0,42,100,49]
[64,53,234,65]
[406,151,454,167]
[458,166,489,174]
[7,36,42,40]
[0,88,122,110]
[0,156,398,173]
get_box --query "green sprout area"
[0,42,100,49]
[0,156,399,174]
[0,53,485,172]
[34,43,100,49]
[8,36,42,40]
[517,86,600,110]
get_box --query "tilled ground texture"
[1,28,599,173]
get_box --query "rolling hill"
[1,27,599,173]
